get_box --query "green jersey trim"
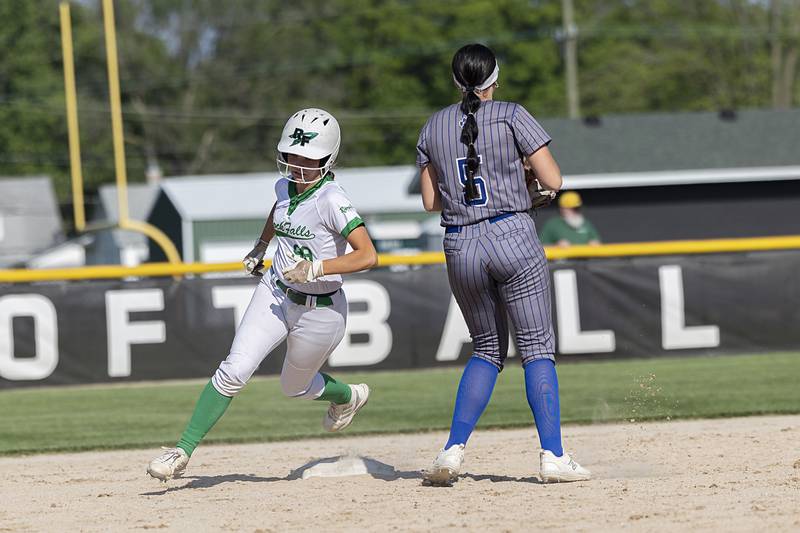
[340,217,365,238]
[288,174,333,216]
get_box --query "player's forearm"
[322,247,378,275]
[425,195,442,212]
[422,189,442,212]
[243,203,276,275]
[420,165,442,211]
[258,203,277,243]
[526,147,563,191]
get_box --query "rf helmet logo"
[289,128,318,147]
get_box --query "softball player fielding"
[417,44,590,484]
[147,108,377,482]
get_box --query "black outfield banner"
[2,250,800,388]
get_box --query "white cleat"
[323,384,370,432]
[147,447,190,482]
[539,450,591,483]
[424,444,465,485]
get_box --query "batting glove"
[243,238,269,276]
[282,252,324,284]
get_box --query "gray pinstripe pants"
[443,213,555,370]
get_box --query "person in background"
[539,191,601,247]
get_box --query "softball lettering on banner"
[553,269,615,354]
[0,294,58,380]
[106,289,166,378]
[1,250,798,388]
[658,265,720,350]
[329,280,392,367]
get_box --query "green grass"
[1,352,799,455]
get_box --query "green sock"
[176,380,232,456]
[314,373,352,404]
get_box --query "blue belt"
[445,212,516,234]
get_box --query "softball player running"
[417,44,590,484]
[147,108,377,482]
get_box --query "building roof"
[334,166,421,213]
[98,183,160,223]
[407,108,800,193]
[0,176,63,266]
[540,108,800,174]
[563,165,800,189]
[160,166,422,221]
[96,183,161,248]
[160,173,280,221]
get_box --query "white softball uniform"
[211,175,365,398]
[271,175,365,294]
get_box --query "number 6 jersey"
[416,100,551,227]
[271,175,365,294]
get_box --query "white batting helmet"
[276,108,341,183]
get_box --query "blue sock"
[524,359,564,456]
[444,357,499,449]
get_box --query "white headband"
[453,62,499,93]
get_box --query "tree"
[576,0,773,115]
[0,1,68,190]
[0,0,793,208]
[770,0,800,109]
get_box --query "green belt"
[274,277,335,307]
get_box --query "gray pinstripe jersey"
[416,100,551,226]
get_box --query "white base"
[292,455,396,480]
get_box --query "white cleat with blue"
[539,450,591,483]
[424,443,465,485]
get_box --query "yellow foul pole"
[100,0,181,265]
[59,2,85,232]
[101,0,129,224]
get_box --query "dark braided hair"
[452,44,496,202]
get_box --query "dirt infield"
[1,415,799,532]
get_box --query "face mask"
[277,156,325,184]
[563,212,584,229]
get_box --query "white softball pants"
[211,275,347,398]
